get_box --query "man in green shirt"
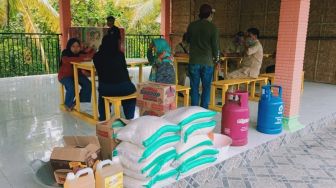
[187,4,220,109]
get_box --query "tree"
[0,0,59,33]
[114,0,161,34]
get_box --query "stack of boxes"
[137,82,177,116]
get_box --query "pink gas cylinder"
[221,90,249,146]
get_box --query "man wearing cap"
[187,4,220,109]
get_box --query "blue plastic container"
[257,85,284,134]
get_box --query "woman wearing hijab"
[93,34,136,121]
[58,38,94,111]
[147,38,176,84]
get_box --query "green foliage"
[0,34,60,77]
[0,0,161,77]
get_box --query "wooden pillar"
[59,0,71,50]
[161,0,171,42]
[275,0,311,132]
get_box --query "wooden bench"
[260,71,304,93]
[247,77,268,101]
[176,85,190,107]
[103,92,137,120]
[209,77,268,112]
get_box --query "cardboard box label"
[137,82,176,105]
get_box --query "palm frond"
[130,0,155,26]
[17,0,50,72]
[0,0,7,26]
[115,0,143,8]
[27,0,60,32]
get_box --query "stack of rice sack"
[162,106,219,176]
[113,116,180,187]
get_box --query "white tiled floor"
[0,73,336,188]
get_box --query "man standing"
[106,16,120,39]
[226,28,263,79]
[187,4,220,109]
[106,15,124,52]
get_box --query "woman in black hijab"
[93,34,136,121]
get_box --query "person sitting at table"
[58,38,94,111]
[226,28,263,79]
[174,33,190,86]
[147,38,176,84]
[93,34,136,121]
[223,31,245,73]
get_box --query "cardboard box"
[137,82,176,105]
[137,99,177,111]
[96,117,129,159]
[139,101,176,116]
[50,136,101,171]
[140,107,167,116]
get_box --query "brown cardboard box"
[50,136,101,171]
[137,82,176,105]
[96,117,129,159]
[139,101,176,116]
[137,99,177,111]
[140,107,166,116]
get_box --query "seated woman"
[58,38,94,111]
[93,34,136,121]
[147,38,176,84]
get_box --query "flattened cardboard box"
[96,117,129,159]
[50,136,101,171]
[137,82,176,105]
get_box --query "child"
[58,38,95,111]
[147,38,176,84]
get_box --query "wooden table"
[69,58,148,124]
[173,55,243,82]
[214,56,243,81]
[174,54,274,83]
[125,58,148,82]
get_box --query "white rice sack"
[176,156,217,178]
[119,147,176,178]
[181,120,216,143]
[175,135,214,156]
[162,106,216,127]
[123,156,174,180]
[115,116,180,147]
[124,167,178,188]
[115,136,179,163]
[173,145,218,167]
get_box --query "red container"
[221,91,249,146]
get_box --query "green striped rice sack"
[114,116,181,148]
